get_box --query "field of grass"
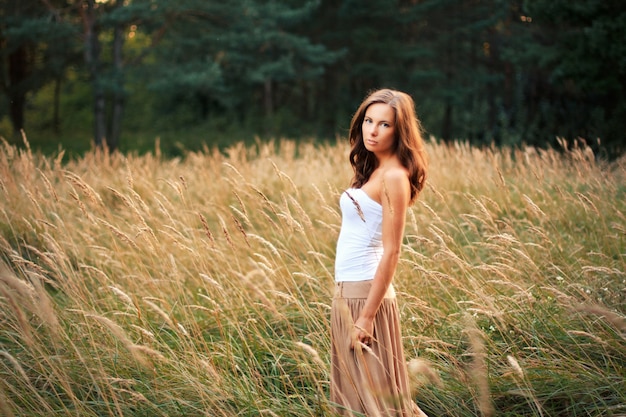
[0,136,624,416]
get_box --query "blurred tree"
[516,0,626,154]
[300,0,423,136]
[309,0,625,154]
[2,0,625,156]
[0,0,157,149]
[78,0,159,150]
[308,0,505,142]
[0,0,78,138]
[404,0,512,142]
[145,0,341,136]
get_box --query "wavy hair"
[349,89,428,204]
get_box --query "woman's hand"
[351,316,374,349]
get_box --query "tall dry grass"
[0,136,624,416]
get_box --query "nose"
[369,124,378,136]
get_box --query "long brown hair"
[349,89,428,204]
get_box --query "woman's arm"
[352,169,410,348]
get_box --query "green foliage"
[510,0,626,153]
[1,0,625,156]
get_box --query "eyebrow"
[365,115,393,124]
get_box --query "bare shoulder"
[382,166,410,189]
[381,166,410,203]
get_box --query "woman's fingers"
[352,330,373,349]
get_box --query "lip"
[365,139,377,146]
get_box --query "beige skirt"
[331,280,427,417]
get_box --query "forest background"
[1,1,626,416]
[1,0,625,158]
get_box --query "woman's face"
[362,103,396,156]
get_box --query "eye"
[381,123,390,128]
[364,118,372,124]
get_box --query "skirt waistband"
[334,280,396,299]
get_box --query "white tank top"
[335,188,383,282]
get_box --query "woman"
[331,89,428,416]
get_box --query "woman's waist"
[333,280,396,299]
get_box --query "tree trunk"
[264,78,273,117]
[441,36,454,142]
[442,100,452,142]
[109,10,125,151]
[94,89,107,147]
[82,0,106,147]
[53,77,61,134]
[8,45,28,134]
